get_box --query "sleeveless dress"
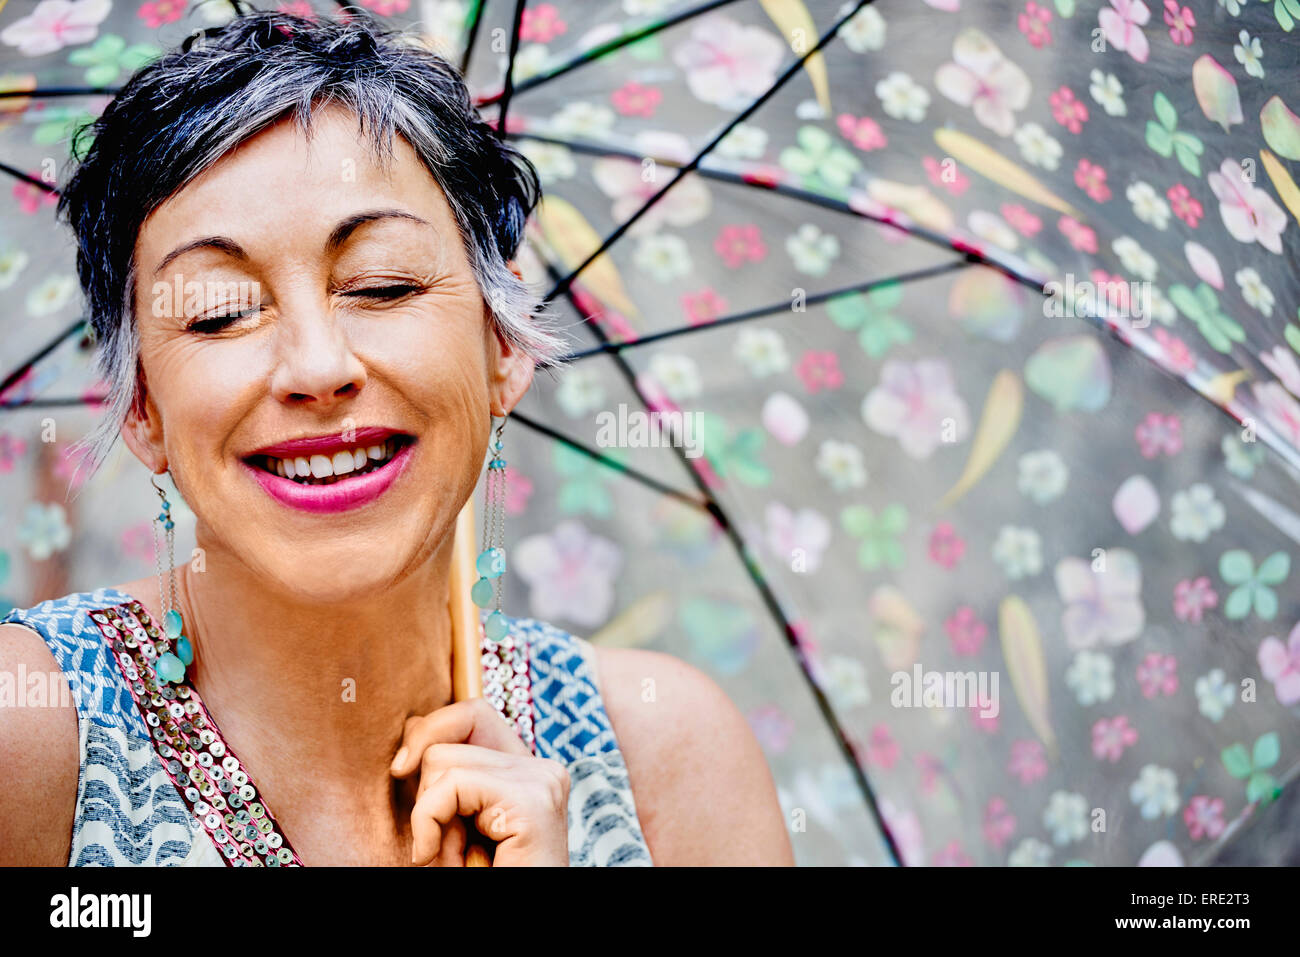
[2,587,652,867]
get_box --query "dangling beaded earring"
[471,418,511,641]
[150,473,193,684]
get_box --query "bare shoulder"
[0,621,79,866]
[589,644,794,866]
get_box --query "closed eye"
[344,284,422,299]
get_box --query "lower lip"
[242,443,415,514]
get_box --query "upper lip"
[244,426,411,460]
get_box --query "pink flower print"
[501,466,532,517]
[12,177,58,215]
[862,358,970,459]
[1136,652,1178,698]
[983,797,1017,849]
[1001,203,1041,236]
[714,224,767,268]
[865,723,900,770]
[1184,795,1225,840]
[1017,1,1053,48]
[0,432,27,473]
[1074,158,1111,202]
[933,28,1032,136]
[53,443,90,491]
[1254,381,1300,449]
[922,156,970,195]
[916,753,943,795]
[928,522,966,569]
[681,287,728,325]
[1207,159,1287,254]
[1173,576,1218,623]
[1091,715,1138,761]
[592,158,711,237]
[1154,328,1196,375]
[138,0,186,28]
[746,704,794,753]
[1163,0,1194,45]
[795,350,843,393]
[610,82,661,118]
[932,841,973,866]
[520,3,566,43]
[1168,183,1203,228]
[1098,0,1151,63]
[120,521,156,564]
[1258,621,1300,705]
[1135,411,1182,457]
[277,1,314,15]
[970,700,999,734]
[1008,739,1047,785]
[673,16,785,107]
[513,521,622,627]
[837,114,887,151]
[1058,215,1097,253]
[1,0,111,56]
[1050,86,1089,133]
[945,606,987,655]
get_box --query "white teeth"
[263,440,404,484]
[332,450,355,475]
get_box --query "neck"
[169,536,455,827]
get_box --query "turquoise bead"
[470,577,494,607]
[164,609,183,638]
[485,611,509,641]
[176,637,194,666]
[164,519,174,530]
[475,547,506,579]
[157,652,186,684]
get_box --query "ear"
[486,261,536,418]
[119,365,168,474]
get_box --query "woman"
[0,10,792,867]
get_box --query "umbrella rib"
[559,258,975,363]
[541,0,875,308]
[494,0,529,134]
[0,318,88,399]
[459,0,489,76]
[508,409,706,508]
[475,0,745,106]
[536,250,906,866]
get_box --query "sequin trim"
[89,602,302,867]
[89,601,535,865]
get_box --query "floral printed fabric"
[2,0,1300,865]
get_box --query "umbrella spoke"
[459,0,489,75]
[559,258,976,363]
[542,0,875,308]
[475,0,745,107]
[492,0,528,134]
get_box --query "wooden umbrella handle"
[448,498,493,867]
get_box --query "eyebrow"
[152,209,433,275]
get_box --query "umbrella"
[3,0,1300,866]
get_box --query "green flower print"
[1262,0,1300,31]
[1219,549,1290,620]
[779,125,862,196]
[827,282,913,358]
[700,414,771,487]
[1169,283,1245,354]
[67,35,160,87]
[1222,732,1282,804]
[553,443,625,517]
[1145,91,1205,176]
[841,503,908,570]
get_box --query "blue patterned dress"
[2,587,651,867]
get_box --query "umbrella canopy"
[3,0,1300,866]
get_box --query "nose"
[269,300,366,410]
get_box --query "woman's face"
[125,102,535,603]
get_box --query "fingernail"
[392,746,408,771]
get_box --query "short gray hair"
[59,7,565,487]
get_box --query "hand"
[390,698,571,866]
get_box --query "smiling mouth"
[244,435,416,486]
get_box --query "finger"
[414,743,519,798]
[410,766,516,866]
[392,699,528,777]
[434,816,468,868]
